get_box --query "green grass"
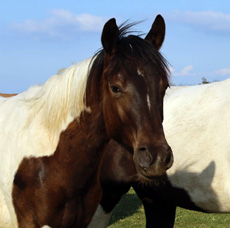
[108,188,230,228]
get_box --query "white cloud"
[167,11,230,35]
[180,65,193,76]
[8,9,107,39]
[50,9,105,31]
[171,65,230,79]
[215,68,230,75]
[172,65,193,76]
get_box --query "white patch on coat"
[137,68,145,77]
[87,205,113,228]
[0,189,11,228]
[147,94,151,111]
[117,73,123,80]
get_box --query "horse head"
[87,15,173,181]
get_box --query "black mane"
[94,21,168,75]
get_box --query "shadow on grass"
[109,190,142,225]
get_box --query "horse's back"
[164,78,230,212]
[165,79,230,158]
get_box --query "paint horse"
[0,15,173,228]
[88,78,230,227]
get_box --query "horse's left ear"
[145,15,165,50]
[101,18,119,55]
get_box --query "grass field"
[108,188,230,228]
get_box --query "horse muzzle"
[133,143,173,180]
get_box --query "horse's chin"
[137,172,167,186]
[138,173,155,182]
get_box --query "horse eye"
[110,85,121,93]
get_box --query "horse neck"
[53,106,109,173]
[52,62,109,177]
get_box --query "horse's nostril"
[136,147,151,171]
[165,154,171,166]
[165,148,173,169]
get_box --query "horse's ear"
[101,18,119,55]
[145,15,165,50]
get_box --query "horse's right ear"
[101,18,119,55]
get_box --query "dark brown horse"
[3,15,173,228]
[87,15,173,228]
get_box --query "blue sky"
[1,0,230,93]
